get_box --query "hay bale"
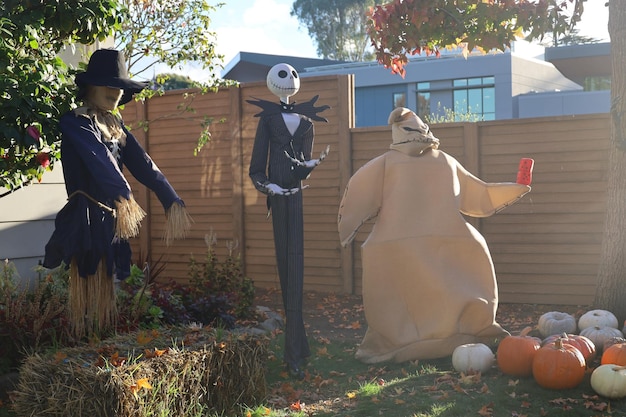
[14,354,115,416]
[12,328,268,416]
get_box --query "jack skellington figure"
[248,63,329,379]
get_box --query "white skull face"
[266,63,300,101]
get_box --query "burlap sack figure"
[338,107,531,363]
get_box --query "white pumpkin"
[452,343,494,374]
[590,364,626,399]
[578,309,619,331]
[580,326,624,351]
[537,311,577,338]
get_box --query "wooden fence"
[121,74,609,306]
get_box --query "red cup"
[516,158,534,185]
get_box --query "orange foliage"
[366,0,585,76]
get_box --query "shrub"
[117,233,255,330]
[0,260,73,372]
[186,232,256,324]
[0,232,256,371]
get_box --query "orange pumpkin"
[542,333,596,365]
[532,338,586,389]
[497,327,541,377]
[601,343,626,366]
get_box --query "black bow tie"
[280,102,295,112]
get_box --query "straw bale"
[12,327,268,416]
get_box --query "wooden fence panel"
[477,116,609,305]
[122,76,610,306]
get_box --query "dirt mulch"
[253,286,589,342]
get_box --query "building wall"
[517,90,611,118]
[355,84,408,127]
[308,53,583,127]
[0,166,66,287]
[510,54,582,96]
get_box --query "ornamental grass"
[11,326,268,417]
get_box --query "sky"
[154,0,610,83]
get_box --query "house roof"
[544,42,611,83]
[221,51,345,83]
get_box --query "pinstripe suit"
[249,109,315,371]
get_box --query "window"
[583,76,611,91]
[453,77,495,121]
[393,92,406,108]
[416,82,431,119]
[416,77,495,122]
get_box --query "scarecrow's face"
[87,85,123,111]
[266,63,300,102]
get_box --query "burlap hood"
[388,107,440,156]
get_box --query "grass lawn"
[249,289,626,417]
[256,333,626,417]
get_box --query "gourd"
[603,336,626,352]
[497,327,541,377]
[542,333,596,365]
[580,326,624,352]
[537,311,577,338]
[578,309,619,331]
[590,365,626,399]
[532,338,586,390]
[601,342,626,366]
[452,343,494,373]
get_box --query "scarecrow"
[248,63,329,379]
[43,49,192,338]
[338,107,531,363]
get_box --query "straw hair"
[114,195,146,239]
[69,259,117,339]
[164,202,193,245]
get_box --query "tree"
[291,0,385,61]
[155,73,197,90]
[114,0,224,83]
[1,0,228,190]
[366,0,584,77]
[547,28,602,46]
[367,0,626,321]
[113,0,231,156]
[594,2,626,323]
[0,0,122,190]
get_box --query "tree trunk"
[594,0,626,323]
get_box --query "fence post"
[133,99,152,264]
[338,75,356,294]
[230,87,246,273]
[463,122,481,231]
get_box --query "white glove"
[260,182,301,196]
[284,145,330,168]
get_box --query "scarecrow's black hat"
[75,49,148,105]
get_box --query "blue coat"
[43,109,182,279]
